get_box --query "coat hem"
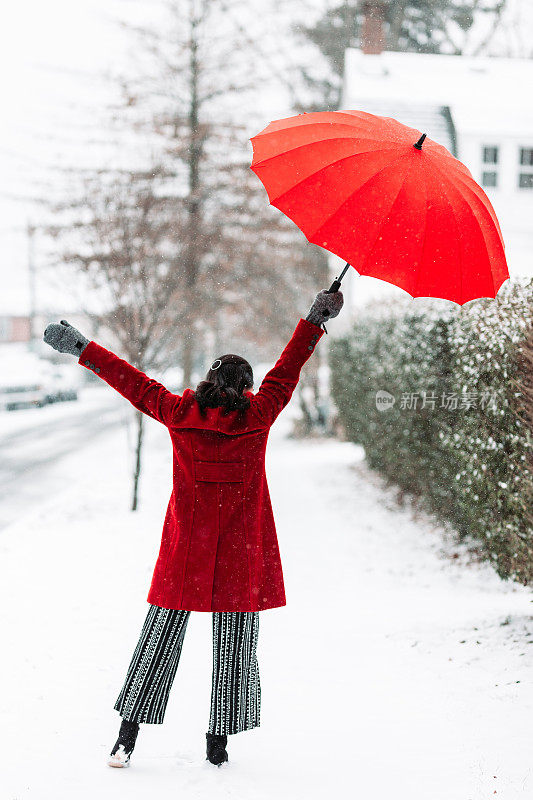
[146,594,286,613]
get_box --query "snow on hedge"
[330,280,533,585]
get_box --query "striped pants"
[113,604,260,735]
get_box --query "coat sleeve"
[78,341,180,426]
[250,318,324,427]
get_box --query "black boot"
[206,732,228,766]
[108,718,140,768]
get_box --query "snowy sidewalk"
[0,412,531,799]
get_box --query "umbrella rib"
[318,110,393,126]
[250,136,402,170]
[430,157,501,230]
[251,141,400,169]
[270,150,408,208]
[314,113,424,143]
[429,169,465,305]
[435,163,502,234]
[411,167,428,301]
[307,153,412,246]
[360,157,424,292]
[453,185,495,301]
[432,162,499,299]
[254,120,405,146]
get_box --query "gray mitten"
[306,289,344,327]
[43,320,89,357]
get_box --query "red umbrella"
[250,110,509,305]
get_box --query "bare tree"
[111,2,319,375]
[49,166,193,509]
[48,0,321,508]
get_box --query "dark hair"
[194,354,253,415]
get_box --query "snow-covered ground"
[0,388,125,531]
[0,407,531,799]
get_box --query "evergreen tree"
[294,0,507,112]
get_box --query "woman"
[43,288,343,768]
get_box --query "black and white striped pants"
[114,604,260,735]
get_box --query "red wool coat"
[79,317,324,611]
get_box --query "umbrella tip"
[413,133,427,150]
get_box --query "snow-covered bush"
[330,280,533,585]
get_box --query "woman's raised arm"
[250,290,343,427]
[43,320,180,427]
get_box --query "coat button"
[95,367,100,374]
[89,363,95,369]
[84,360,90,366]
[308,345,313,351]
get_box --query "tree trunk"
[298,383,315,435]
[178,2,202,392]
[182,330,194,391]
[343,0,358,50]
[131,410,144,512]
[388,1,408,51]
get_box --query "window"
[519,174,533,189]
[482,171,498,188]
[481,145,499,189]
[518,147,533,189]
[483,146,499,164]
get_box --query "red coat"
[78,317,324,611]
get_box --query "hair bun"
[193,353,253,416]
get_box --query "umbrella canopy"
[250,110,509,305]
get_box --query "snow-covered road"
[0,409,531,799]
[0,389,125,531]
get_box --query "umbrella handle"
[327,262,350,293]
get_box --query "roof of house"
[342,49,533,141]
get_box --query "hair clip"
[211,359,222,370]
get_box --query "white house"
[329,45,533,329]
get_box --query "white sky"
[1,0,531,315]
[0,0,127,313]
[0,0,302,315]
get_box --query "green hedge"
[330,281,533,585]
